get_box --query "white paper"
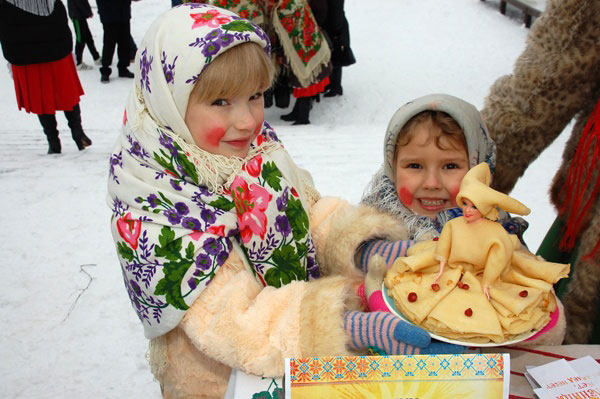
[527,357,600,399]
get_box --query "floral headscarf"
[362,94,498,241]
[107,4,319,339]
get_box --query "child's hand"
[344,311,465,355]
[358,239,415,273]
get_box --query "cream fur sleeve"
[309,196,410,278]
[179,250,362,378]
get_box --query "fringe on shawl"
[271,7,331,88]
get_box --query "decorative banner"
[285,353,509,399]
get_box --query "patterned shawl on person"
[107,4,319,339]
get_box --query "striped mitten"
[358,239,414,273]
[344,311,466,355]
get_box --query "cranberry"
[519,290,528,297]
[464,308,473,317]
[462,284,470,290]
[408,292,418,302]
[457,282,464,289]
[433,237,439,241]
[431,283,440,292]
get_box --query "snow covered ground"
[0,0,568,397]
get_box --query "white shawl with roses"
[107,4,319,339]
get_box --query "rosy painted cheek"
[449,186,461,206]
[205,127,226,147]
[398,187,414,206]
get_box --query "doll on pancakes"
[385,162,571,344]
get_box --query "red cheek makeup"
[399,187,414,206]
[205,127,225,147]
[449,186,461,206]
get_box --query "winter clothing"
[344,311,430,354]
[359,239,413,271]
[67,0,100,66]
[481,0,600,344]
[96,0,132,78]
[0,0,71,65]
[0,0,90,153]
[323,0,355,97]
[107,5,420,397]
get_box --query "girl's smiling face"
[394,122,469,219]
[184,88,265,158]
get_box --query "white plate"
[382,282,538,347]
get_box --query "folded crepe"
[425,271,505,343]
[389,267,462,324]
[511,250,570,283]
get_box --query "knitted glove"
[358,239,414,273]
[344,311,465,355]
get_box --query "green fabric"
[536,216,600,343]
[72,19,82,44]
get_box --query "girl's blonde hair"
[189,42,274,103]
[394,110,467,163]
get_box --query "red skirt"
[11,54,84,115]
[293,76,330,98]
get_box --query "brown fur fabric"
[481,0,600,343]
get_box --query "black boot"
[291,97,311,125]
[65,104,92,150]
[273,74,290,108]
[281,99,300,121]
[324,67,343,97]
[38,114,61,154]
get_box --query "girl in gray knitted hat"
[356,94,565,346]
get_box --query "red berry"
[519,290,528,297]
[464,308,473,317]
[457,282,464,289]
[433,237,439,241]
[462,284,470,290]
[408,292,418,302]
[431,283,440,292]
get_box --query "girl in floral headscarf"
[107,5,461,397]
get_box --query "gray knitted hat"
[382,93,496,182]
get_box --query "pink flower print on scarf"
[117,212,142,250]
[231,176,272,243]
[243,154,263,178]
[190,9,232,29]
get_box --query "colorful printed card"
[284,353,510,399]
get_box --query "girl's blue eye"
[250,92,263,101]
[211,99,228,106]
[407,163,421,169]
[445,163,460,169]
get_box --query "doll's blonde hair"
[189,42,274,104]
[393,110,468,166]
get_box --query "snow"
[0,0,568,397]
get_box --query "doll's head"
[392,110,469,219]
[382,94,497,219]
[132,4,272,158]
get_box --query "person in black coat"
[96,0,134,82]
[323,0,354,97]
[0,0,92,153]
[67,0,100,69]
